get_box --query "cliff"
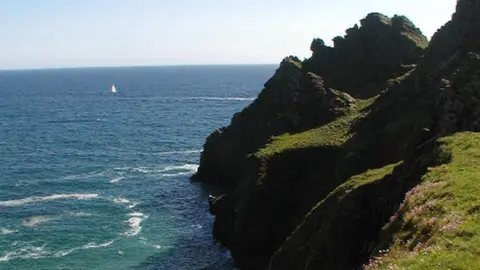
[193,1,480,269]
[305,13,427,98]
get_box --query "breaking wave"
[121,212,148,237]
[156,149,201,155]
[0,245,48,262]
[112,197,139,209]
[0,194,99,207]
[0,228,17,235]
[130,164,199,176]
[109,176,124,183]
[82,240,115,249]
[183,96,255,101]
[0,239,117,262]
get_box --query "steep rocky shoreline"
[193,1,480,269]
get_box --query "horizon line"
[0,63,279,72]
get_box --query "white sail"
[111,84,117,93]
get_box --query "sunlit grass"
[367,132,480,269]
[255,97,376,159]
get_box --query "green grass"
[305,162,399,214]
[336,162,400,197]
[366,132,480,270]
[255,97,376,159]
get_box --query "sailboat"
[111,84,117,94]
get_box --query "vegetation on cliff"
[193,1,480,269]
[367,133,480,269]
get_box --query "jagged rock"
[425,0,480,65]
[436,52,480,134]
[192,3,480,270]
[208,194,235,247]
[208,194,232,216]
[193,56,354,189]
[265,2,480,269]
[193,57,355,270]
[304,13,428,98]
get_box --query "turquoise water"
[0,65,275,269]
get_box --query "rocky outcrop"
[267,1,480,269]
[193,56,355,189]
[268,51,480,270]
[193,13,427,191]
[425,0,480,66]
[191,4,480,269]
[305,13,428,98]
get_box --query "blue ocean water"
[0,65,275,270]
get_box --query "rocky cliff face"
[193,57,355,189]
[305,13,427,98]
[193,3,480,269]
[425,0,480,66]
[269,50,480,270]
[268,1,480,269]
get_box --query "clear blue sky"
[1,0,457,70]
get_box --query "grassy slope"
[367,132,480,269]
[267,159,402,270]
[255,63,480,269]
[335,162,401,197]
[255,97,375,159]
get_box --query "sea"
[0,65,276,270]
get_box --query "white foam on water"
[109,176,125,183]
[121,212,148,237]
[54,239,116,258]
[1,238,116,261]
[21,211,94,228]
[0,228,17,235]
[184,96,255,101]
[54,247,79,258]
[22,216,59,227]
[127,202,140,209]
[82,240,115,249]
[160,172,193,177]
[0,245,48,262]
[123,164,199,176]
[63,170,106,180]
[132,167,151,173]
[155,164,199,177]
[112,197,139,209]
[128,212,145,217]
[0,194,99,207]
[139,239,162,249]
[113,166,130,172]
[112,197,131,204]
[67,211,93,217]
[122,218,143,236]
[156,149,202,155]
[162,164,199,172]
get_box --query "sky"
[1,0,457,70]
